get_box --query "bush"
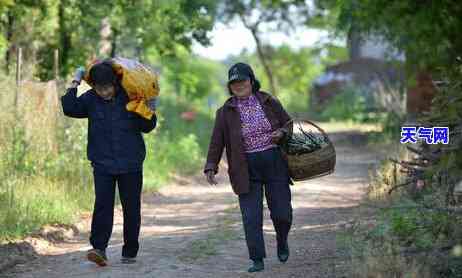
[344,149,462,277]
[319,86,371,122]
[143,93,213,189]
[0,97,93,240]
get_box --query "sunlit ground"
[314,120,383,133]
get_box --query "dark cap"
[228,63,254,83]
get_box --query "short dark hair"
[89,61,117,86]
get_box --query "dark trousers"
[238,147,293,260]
[90,169,143,258]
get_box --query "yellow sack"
[83,57,159,120]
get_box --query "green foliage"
[143,91,215,190]
[0,175,93,239]
[0,0,218,80]
[379,112,402,139]
[342,199,462,276]
[0,1,54,75]
[144,130,203,189]
[108,0,217,56]
[332,0,462,72]
[315,1,462,276]
[141,49,224,190]
[319,86,371,122]
[156,46,227,101]
[219,0,308,31]
[218,0,319,96]
[388,208,422,244]
[348,153,462,276]
[312,42,349,66]
[269,45,323,113]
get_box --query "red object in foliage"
[181,111,196,121]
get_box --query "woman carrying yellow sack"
[62,59,158,266]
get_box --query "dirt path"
[4,130,385,278]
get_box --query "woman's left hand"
[271,129,284,144]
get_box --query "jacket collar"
[224,91,270,108]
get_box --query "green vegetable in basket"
[281,126,328,155]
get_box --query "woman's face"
[230,79,252,98]
[94,84,115,100]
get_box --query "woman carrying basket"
[204,62,294,273]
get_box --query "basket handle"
[284,118,331,142]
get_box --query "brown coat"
[204,91,293,195]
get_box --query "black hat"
[227,62,254,83]
[226,62,261,95]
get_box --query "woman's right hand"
[271,129,285,144]
[205,170,218,186]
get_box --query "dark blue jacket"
[61,84,157,174]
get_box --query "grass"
[0,105,94,240]
[0,77,215,241]
[336,142,462,277]
[0,175,93,239]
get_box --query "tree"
[1,0,218,80]
[0,0,50,74]
[319,2,462,275]
[218,0,308,96]
[107,0,217,60]
[320,0,462,72]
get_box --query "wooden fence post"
[54,49,59,81]
[15,47,22,109]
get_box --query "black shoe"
[277,243,289,263]
[120,256,137,264]
[87,249,108,267]
[248,259,264,272]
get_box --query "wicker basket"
[282,119,336,181]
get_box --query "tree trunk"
[5,11,14,74]
[99,17,112,57]
[249,27,277,95]
[110,28,118,58]
[347,24,362,60]
[58,0,71,77]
